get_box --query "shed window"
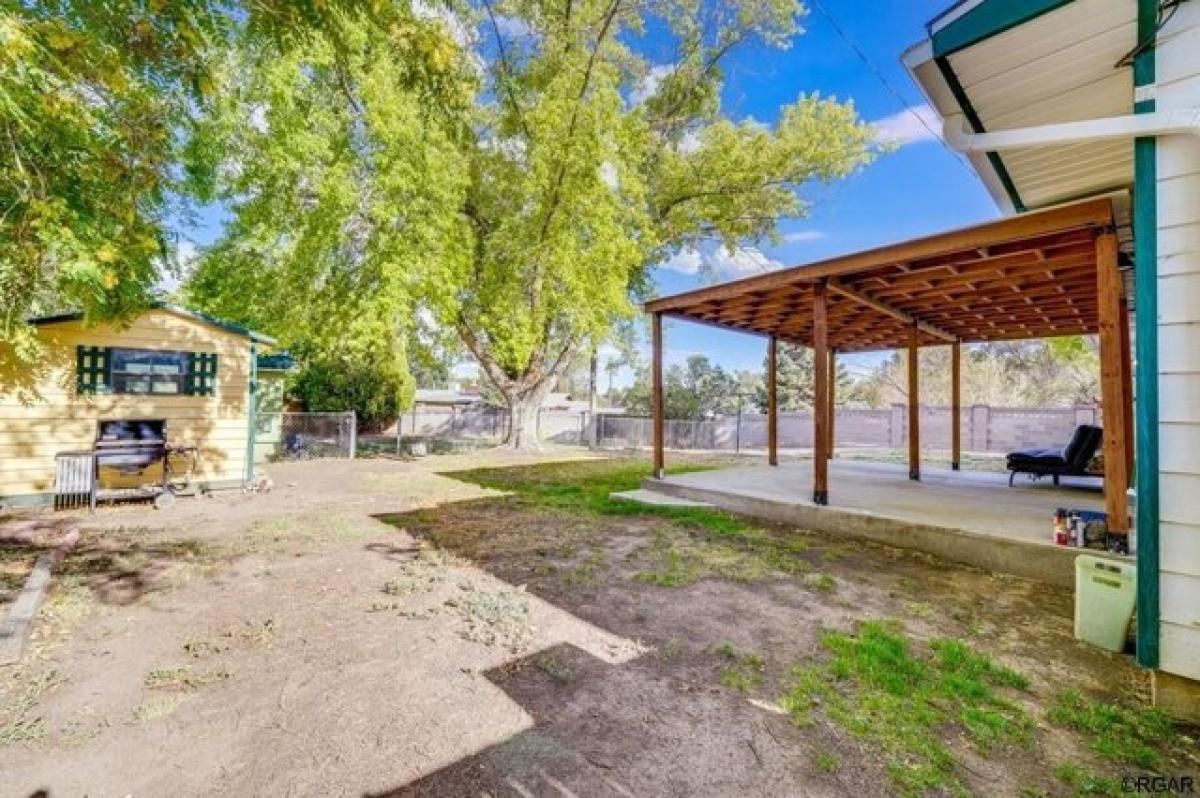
[76,346,219,396]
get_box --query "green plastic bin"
[1074,554,1137,652]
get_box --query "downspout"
[245,343,258,486]
[943,110,1200,151]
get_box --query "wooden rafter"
[645,198,1116,353]
[827,279,955,342]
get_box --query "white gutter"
[944,110,1200,152]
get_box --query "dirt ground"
[0,451,1194,797]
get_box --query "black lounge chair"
[1006,424,1103,487]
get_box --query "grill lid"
[96,419,166,445]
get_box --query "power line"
[808,0,979,180]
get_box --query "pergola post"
[827,349,836,460]
[1096,231,1130,533]
[1118,294,1135,481]
[908,324,920,481]
[813,282,829,505]
[767,335,778,466]
[951,339,961,471]
[651,311,665,480]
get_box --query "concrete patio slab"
[643,459,1123,587]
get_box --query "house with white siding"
[905,0,1200,719]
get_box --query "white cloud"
[492,14,533,40]
[631,63,674,106]
[659,246,704,275]
[155,239,200,294]
[600,161,619,190]
[676,128,703,154]
[780,230,825,244]
[248,104,268,134]
[657,243,783,277]
[870,103,941,147]
[413,0,474,47]
[710,245,783,275]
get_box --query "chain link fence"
[256,412,357,462]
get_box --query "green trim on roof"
[931,0,1074,58]
[27,302,277,346]
[1132,0,1159,672]
[933,56,1027,213]
[256,352,296,372]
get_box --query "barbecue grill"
[83,419,197,510]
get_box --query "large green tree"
[754,342,854,412]
[622,355,748,420]
[182,5,476,417]
[0,1,394,359]
[452,0,876,447]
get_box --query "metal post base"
[813,490,828,506]
[951,463,960,471]
[909,470,920,481]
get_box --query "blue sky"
[178,1,1001,388]
[646,0,1000,385]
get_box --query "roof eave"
[26,303,278,347]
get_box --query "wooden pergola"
[645,197,1134,534]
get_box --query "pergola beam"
[1095,232,1129,534]
[813,282,830,505]
[652,311,664,480]
[767,335,778,467]
[827,279,956,342]
[908,325,920,481]
[951,339,962,471]
[644,197,1113,315]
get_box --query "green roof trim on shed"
[930,0,1074,57]
[28,302,277,346]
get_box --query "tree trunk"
[504,395,541,450]
[588,350,599,447]
[500,377,558,450]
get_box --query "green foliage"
[714,643,766,694]
[1048,690,1175,771]
[184,6,474,421]
[0,1,224,373]
[0,0,409,382]
[450,0,876,441]
[781,620,1033,797]
[289,328,413,430]
[861,339,1101,408]
[1054,763,1121,796]
[622,355,754,419]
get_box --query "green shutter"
[187,352,218,396]
[75,346,111,394]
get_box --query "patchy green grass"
[452,459,750,535]
[132,694,188,724]
[812,749,840,774]
[1049,690,1175,771]
[534,650,574,685]
[714,642,766,694]
[804,573,837,593]
[0,668,60,746]
[457,458,823,588]
[144,666,229,692]
[780,620,1032,797]
[1054,763,1121,796]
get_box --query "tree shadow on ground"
[1,514,223,607]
